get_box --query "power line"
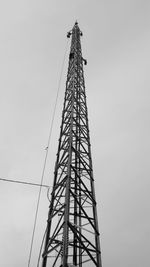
[0,177,50,188]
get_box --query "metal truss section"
[41,22,102,267]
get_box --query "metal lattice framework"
[41,22,102,267]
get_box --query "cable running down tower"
[41,22,102,267]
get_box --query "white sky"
[0,0,149,266]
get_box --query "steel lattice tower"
[41,22,102,267]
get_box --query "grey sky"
[0,0,149,266]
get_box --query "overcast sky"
[0,0,150,267]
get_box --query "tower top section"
[67,21,83,38]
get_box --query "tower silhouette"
[41,22,102,267]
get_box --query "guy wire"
[27,38,69,267]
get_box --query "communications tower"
[41,22,102,267]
